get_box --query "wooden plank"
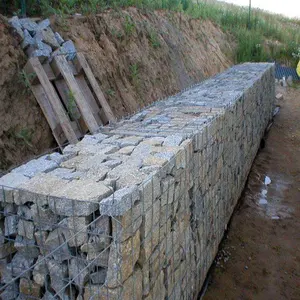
[30,84,66,147]
[55,79,89,134]
[99,108,109,125]
[76,75,103,126]
[75,53,116,123]
[43,63,56,81]
[53,55,99,134]
[51,58,79,80]
[26,58,78,144]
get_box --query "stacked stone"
[8,16,76,62]
[0,63,275,299]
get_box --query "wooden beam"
[29,84,66,148]
[26,58,78,144]
[76,75,103,126]
[53,55,99,134]
[54,79,89,134]
[75,53,116,123]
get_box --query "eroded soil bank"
[0,8,234,174]
[203,86,300,300]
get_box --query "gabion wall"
[0,63,275,299]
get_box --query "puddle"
[248,172,293,219]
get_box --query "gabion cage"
[0,63,275,299]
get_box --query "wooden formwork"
[24,53,115,148]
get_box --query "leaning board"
[24,54,115,148]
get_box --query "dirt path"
[203,86,300,300]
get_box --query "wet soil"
[203,86,300,300]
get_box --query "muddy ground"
[203,86,300,299]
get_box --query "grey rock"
[35,27,60,49]
[33,255,49,286]
[47,152,73,164]
[8,16,24,39]
[27,41,52,62]
[68,257,89,290]
[31,204,58,230]
[0,242,16,259]
[12,156,58,178]
[37,19,50,30]
[0,227,4,245]
[118,136,143,147]
[49,167,83,180]
[14,235,39,259]
[49,180,112,216]
[54,32,64,45]
[4,215,18,236]
[42,291,56,300]
[101,159,122,169]
[99,185,140,216]
[60,216,89,247]
[0,281,19,299]
[34,231,48,255]
[82,245,109,267]
[17,205,33,220]
[0,173,30,203]
[14,174,68,206]
[80,134,106,145]
[90,269,107,284]
[20,18,39,34]
[112,203,142,242]
[163,134,184,146]
[87,216,110,251]
[0,258,13,283]
[47,259,68,296]
[21,29,35,49]
[130,111,148,122]
[18,219,34,239]
[61,40,77,60]
[11,252,34,278]
[4,203,17,216]
[44,228,70,262]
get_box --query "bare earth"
[203,86,300,300]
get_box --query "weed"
[130,63,139,84]
[18,70,36,94]
[148,29,161,49]
[15,128,33,148]
[106,89,116,96]
[124,15,136,36]
[67,91,80,120]
[4,0,300,65]
[110,27,123,39]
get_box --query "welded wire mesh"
[0,64,274,299]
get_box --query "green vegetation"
[123,15,136,36]
[15,128,33,147]
[18,70,36,94]
[148,29,161,49]
[4,0,300,65]
[130,63,139,84]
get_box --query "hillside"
[0,8,234,174]
[0,0,299,173]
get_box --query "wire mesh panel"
[0,63,275,299]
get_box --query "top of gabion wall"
[0,63,274,218]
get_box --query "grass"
[130,63,139,84]
[15,128,33,148]
[4,0,300,65]
[123,15,136,36]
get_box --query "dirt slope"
[203,86,300,300]
[53,8,234,117]
[0,8,234,174]
[0,16,54,175]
